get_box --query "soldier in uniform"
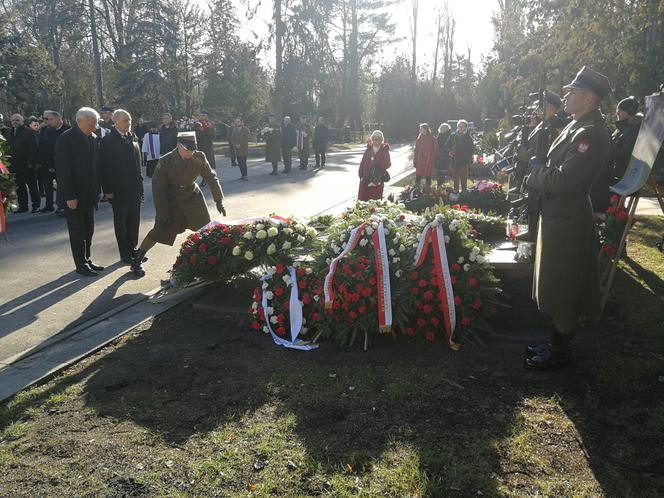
[131,131,226,277]
[524,66,612,369]
[297,115,312,170]
[262,114,282,175]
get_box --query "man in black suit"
[100,109,144,264]
[7,113,40,213]
[39,111,70,213]
[55,107,104,276]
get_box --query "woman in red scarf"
[413,123,438,187]
[358,130,391,201]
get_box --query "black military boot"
[131,250,146,277]
[525,330,572,369]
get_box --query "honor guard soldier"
[131,131,226,277]
[524,66,612,369]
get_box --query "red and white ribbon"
[414,222,458,347]
[324,222,366,308]
[372,222,392,332]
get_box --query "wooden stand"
[599,178,664,311]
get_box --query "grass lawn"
[1,218,662,497]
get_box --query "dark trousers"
[229,144,237,166]
[315,151,326,167]
[37,167,55,208]
[237,156,248,176]
[146,159,158,178]
[299,149,309,169]
[111,199,141,260]
[15,167,41,209]
[65,205,94,269]
[282,148,292,171]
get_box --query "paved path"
[0,145,414,367]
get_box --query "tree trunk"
[88,0,104,107]
[274,0,284,117]
[348,0,361,131]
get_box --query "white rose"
[313,295,320,302]
[399,244,406,252]
[245,250,254,260]
[243,231,254,240]
[302,318,307,325]
[476,255,485,264]
[300,327,308,335]
[471,246,480,255]
[435,213,444,223]
[256,223,265,230]
[395,269,402,277]
[297,235,305,243]
[262,326,269,334]
[282,275,291,284]
[232,246,241,256]
[384,227,390,235]
[359,238,368,247]
[283,227,293,235]
[267,306,274,315]
[252,301,258,310]
[394,232,401,239]
[463,263,470,271]
[339,233,346,242]
[469,253,477,262]
[282,241,291,250]
[365,227,374,236]
[267,227,279,237]
[266,291,274,300]
[305,268,312,274]
[444,235,450,244]
[267,243,276,255]
[256,230,267,239]
[388,248,396,256]
[457,256,465,264]
[307,227,317,237]
[392,257,400,264]
[448,223,457,232]
[270,315,278,324]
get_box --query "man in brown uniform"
[131,131,226,277]
[524,67,612,369]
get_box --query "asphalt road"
[0,144,414,365]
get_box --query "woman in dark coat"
[358,130,391,201]
[436,123,452,186]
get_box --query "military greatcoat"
[146,149,224,246]
[527,108,610,318]
[264,126,282,163]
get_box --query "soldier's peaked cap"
[533,92,563,109]
[177,131,197,143]
[563,66,612,99]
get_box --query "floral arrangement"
[393,184,449,213]
[0,135,16,236]
[447,205,505,243]
[456,180,508,215]
[406,208,504,345]
[248,263,323,346]
[171,216,317,285]
[599,194,635,257]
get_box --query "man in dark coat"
[296,115,312,170]
[100,109,144,264]
[39,111,70,213]
[159,113,179,156]
[446,119,474,191]
[194,111,216,169]
[524,67,612,369]
[55,107,104,276]
[280,115,297,173]
[6,114,40,213]
[313,116,329,169]
[131,132,226,277]
[263,114,282,175]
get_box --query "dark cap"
[617,96,639,116]
[99,106,114,113]
[533,92,562,109]
[177,131,197,150]
[563,66,612,99]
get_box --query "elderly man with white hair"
[100,109,144,265]
[55,107,104,276]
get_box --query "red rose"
[277,313,286,323]
[362,288,372,297]
[358,263,366,271]
[275,287,285,297]
[615,210,629,222]
[310,312,320,321]
[251,320,261,330]
[284,301,290,311]
[183,247,192,255]
[349,310,357,321]
[451,204,460,210]
[425,331,435,342]
[405,327,414,336]
[198,243,207,252]
[192,233,201,242]
[298,280,307,289]
[369,207,376,213]
[461,316,472,327]
[468,277,478,287]
[276,326,286,336]
[399,214,406,221]
[207,255,218,265]
[358,306,367,315]
[258,308,265,320]
[451,263,461,272]
[430,277,438,286]
[411,272,419,281]
[221,236,231,245]
[460,205,469,212]
[417,318,426,327]
[411,287,420,296]
[454,295,462,306]
[610,194,621,205]
[430,317,440,327]
[352,293,360,302]
[302,294,312,305]
[189,255,197,265]
[472,298,482,309]
[342,264,352,275]
[296,267,306,276]
[423,304,433,314]
[418,279,427,288]
[607,206,618,215]
[275,263,286,274]
[369,276,377,286]
[602,244,616,255]
[415,301,423,309]
[451,276,457,285]
[423,290,434,301]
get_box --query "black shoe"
[131,248,148,263]
[270,170,278,176]
[524,344,571,369]
[131,249,146,277]
[31,207,40,213]
[87,261,105,271]
[282,169,291,174]
[39,206,54,213]
[525,343,549,359]
[76,264,98,277]
[13,208,28,214]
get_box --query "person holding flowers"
[358,130,391,201]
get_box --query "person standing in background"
[413,123,438,188]
[7,113,40,213]
[436,123,452,186]
[447,119,474,192]
[160,113,178,155]
[297,115,312,170]
[194,111,216,170]
[280,115,296,173]
[142,123,161,178]
[231,117,251,180]
[40,111,70,214]
[263,115,282,176]
[314,116,329,169]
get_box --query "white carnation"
[457,256,465,264]
[388,248,396,256]
[444,235,450,244]
[313,295,320,302]
[265,291,274,300]
[297,235,305,243]
[399,244,406,252]
[267,306,274,315]
[463,263,470,271]
[359,238,368,247]
[245,250,254,260]
[395,269,402,277]
[270,315,278,324]
[267,243,276,255]
[262,326,269,334]
[255,230,267,239]
[267,227,279,237]
[476,255,485,264]
[232,246,241,256]
[282,241,291,250]
[251,301,258,310]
